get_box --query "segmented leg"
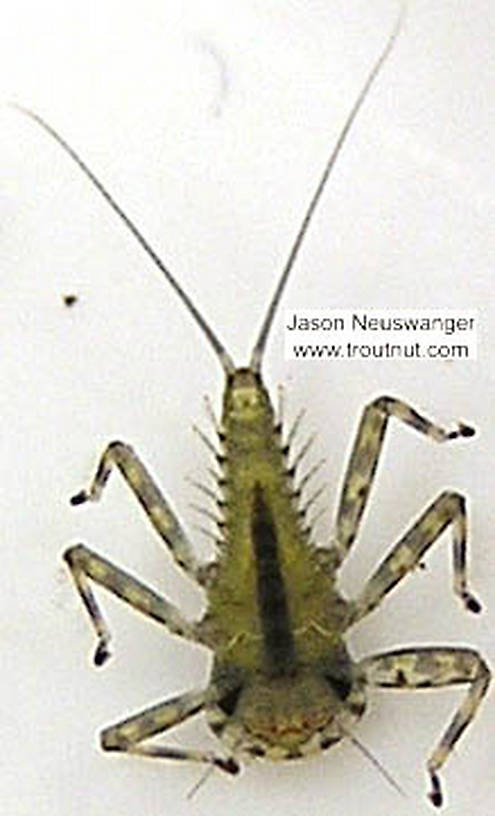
[100,686,239,774]
[359,647,491,807]
[349,490,481,625]
[71,441,203,582]
[64,544,200,665]
[332,396,474,567]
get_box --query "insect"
[15,7,489,810]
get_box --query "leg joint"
[367,394,395,412]
[100,726,127,752]
[63,543,85,567]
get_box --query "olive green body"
[198,369,366,758]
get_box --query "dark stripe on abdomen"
[251,483,296,675]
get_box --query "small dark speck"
[63,294,78,307]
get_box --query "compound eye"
[324,672,352,701]
[217,685,244,716]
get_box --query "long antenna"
[10,102,236,376]
[249,3,406,373]
[11,4,404,379]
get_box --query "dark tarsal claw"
[94,641,111,667]
[70,490,89,506]
[448,422,475,440]
[215,756,240,775]
[428,772,443,808]
[463,591,482,614]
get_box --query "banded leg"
[359,647,491,807]
[71,441,203,582]
[101,685,239,775]
[349,491,481,626]
[332,395,474,567]
[64,544,200,665]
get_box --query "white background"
[1,1,494,815]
